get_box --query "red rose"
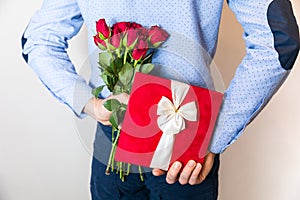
[132,39,148,60]
[96,19,110,39]
[129,22,142,29]
[108,24,125,49]
[94,35,107,50]
[148,25,169,47]
[126,23,143,46]
[125,25,146,49]
[112,22,131,34]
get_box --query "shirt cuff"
[73,82,94,118]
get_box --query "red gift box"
[115,72,223,170]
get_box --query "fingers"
[152,168,166,176]
[95,99,112,123]
[99,93,129,125]
[166,162,182,184]
[178,160,197,185]
[164,155,215,185]
[109,93,129,104]
[188,163,202,185]
[96,93,129,122]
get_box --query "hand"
[152,152,215,185]
[83,93,129,125]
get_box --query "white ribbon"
[150,80,198,170]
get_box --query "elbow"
[267,0,300,70]
[279,31,300,70]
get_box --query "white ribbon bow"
[150,80,198,170]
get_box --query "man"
[22,0,299,199]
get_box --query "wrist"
[207,151,216,158]
[83,97,103,120]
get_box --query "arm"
[210,0,300,153]
[154,0,299,185]
[22,0,93,118]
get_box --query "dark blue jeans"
[90,123,219,200]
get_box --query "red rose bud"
[109,34,122,48]
[138,27,149,40]
[125,29,139,49]
[123,23,145,49]
[149,25,169,47]
[126,23,142,45]
[96,19,110,40]
[94,35,107,50]
[132,39,148,60]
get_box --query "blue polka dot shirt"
[22,0,299,153]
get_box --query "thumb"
[152,168,167,176]
[198,153,215,183]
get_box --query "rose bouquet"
[92,19,169,181]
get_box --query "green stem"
[138,166,144,182]
[126,163,131,175]
[133,59,138,67]
[119,162,123,181]
[113,127,116,143]
[111,129,119,171]
[105,128,121,175]
[104,40,114,60]
[116,161,119,173]
[116,48,121,58]
[123,48,128,64]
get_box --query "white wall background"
[0,0,299,199]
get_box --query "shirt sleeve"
[21,0,93,118]
[209,0,300,153]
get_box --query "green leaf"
[107,104,128,129]
[140,63,154,74]
[91,85,105,98]
[109,111,119,128]
[134,64,141,73]
[118,62,134,86]
[99,52,112,69]
[115,57,124,73]
[117,107,126,126]
[103,99,121,111]
[142,52,154,63]
[99,32,107,40]
[101,72,117,92]
[101,73,110,87]
[113,83,123,95]
[110,57,123,74]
